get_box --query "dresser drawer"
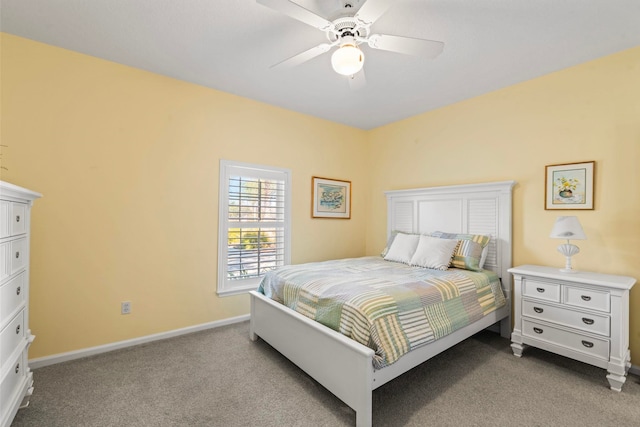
[0,351,26,415]
[9,238,27,276]
[0,273,25,326]
[564,286,610,313]
[9,203,27,236]
[522,299,610,337]
[0,242,7,282]
[523,279,560,302]
[0,201,27,239]
[522,319,609,361]
[0,311,25,366]
[0,200,9,238]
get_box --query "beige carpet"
[11,321,640,426]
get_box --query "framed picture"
[312,176,351,219]
[545,161,595,210]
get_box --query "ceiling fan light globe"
[331,45,364,76]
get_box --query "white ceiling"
[2,0,639,130]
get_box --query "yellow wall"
[0,34,369,358]
[366,46,640,363]
[2,33,639,364]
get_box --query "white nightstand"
[509,265,636,391]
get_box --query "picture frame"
[312,176,351,219]
[545,161,595,210]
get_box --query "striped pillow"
[429,231,490,271]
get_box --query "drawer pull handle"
[15,363,20,374]
[581,295,591,301]
[533,307,544,314]
[15,251,20,259]
[536,287,545,293]
[16,324,21,334]
[16,215,21,222]
[16,286,21,295]
[582,318,594,325]
[582,340,594,348]
[533,327,544,334]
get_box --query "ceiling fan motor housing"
[326,17,370,45]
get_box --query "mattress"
[258,256,506,368]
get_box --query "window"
[217,160,291,296]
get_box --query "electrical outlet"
[121,301,131,315]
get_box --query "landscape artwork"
[312,177,351,219]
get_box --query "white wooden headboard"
[385,181,516,296]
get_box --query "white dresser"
[0,181,41,427]
[509,265,636,391]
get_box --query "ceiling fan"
[257,0,444,88]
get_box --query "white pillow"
[383,233,420,264]
[410,235,459,270]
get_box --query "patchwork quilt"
[258,256,506,369]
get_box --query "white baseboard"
[629,364,640,378]
[29,314,250,369]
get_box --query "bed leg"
[355,411,372,427]
[354,393,372,427]
[499,316,511,339]
[249,292,258,342]
[355,410,372,426]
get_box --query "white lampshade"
[331,44,364,76]
[549,216,587,241]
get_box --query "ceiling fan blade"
[257,0,333,31]
[354,0,395,25]
[348,69,366,91]
[270,43,333,69]
[367,34,444,58]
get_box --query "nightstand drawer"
[523,279,560,302]
[522,300,610,337]
[522,320,609,361]
[564,286,610,313]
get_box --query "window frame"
[217,160,291,296]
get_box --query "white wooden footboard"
[250,290,510,426]
[250,290,376,426]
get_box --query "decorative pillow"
[383,232,420,264]
[409,235,459,270]
[429,231,491,271]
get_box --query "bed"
[249,181,516,426]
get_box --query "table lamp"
[549,216,587,273]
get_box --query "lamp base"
[557,243,580,274]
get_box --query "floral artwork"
[312,177,351,218]
[554,174,583,202]
[545,161,594,210]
